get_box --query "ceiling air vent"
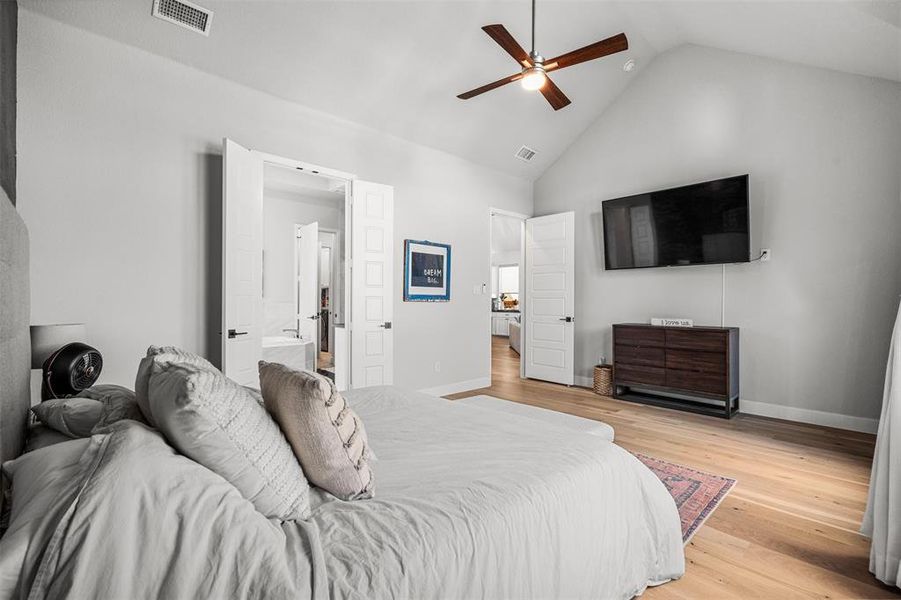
[152,0,214,36]
[514,145,537,163]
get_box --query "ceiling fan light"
[520,67,547,91]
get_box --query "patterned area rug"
[634,453,736,544]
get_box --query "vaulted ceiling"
[24,1,901,181]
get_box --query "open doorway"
[262,163,346,383]
[223,138,394,390]
[489,210,527,381]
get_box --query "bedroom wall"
[534,44,901,431]
[0,0,15,205]
[16,11,532,392]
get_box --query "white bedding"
[2,385,683,600]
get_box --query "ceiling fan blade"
[482,24,532,68]
[544,33,628,73]
[539,76,571,111]
[457,73,523,100]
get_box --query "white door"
[350,180,394,388]
[297,222,320,369]
[524,212,575,385]
[222,138,264,386]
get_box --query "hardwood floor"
[447,336,899,599]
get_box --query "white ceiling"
[24,1,901,181]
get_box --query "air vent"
[152,0,213,36]
[514,145,537,162]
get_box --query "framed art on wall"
[403,240,451,302]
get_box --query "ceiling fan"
[457,0,629,111]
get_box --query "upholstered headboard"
[0,191,30,469]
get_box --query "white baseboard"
[575,375,876,434]
[419,376,491,397]
[740,399,878,434]
[436,375,878,434]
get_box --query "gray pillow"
[148,361,311,521]
[258,362,374,500]
[77,384,146,432]
[31,397,103,438]
[135,346,215,426]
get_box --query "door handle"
[227,329,248,339]
[378,322,392,329]
[308,314,320,320]
[559,316,574,323]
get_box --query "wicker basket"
[593,365,614,396]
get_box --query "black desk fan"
[40,342,102,400]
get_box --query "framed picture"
[403,240,451,302]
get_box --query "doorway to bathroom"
[262,164,346,383]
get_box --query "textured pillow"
[135,346,216,425]
[148,361,311,521]
[77,384,146,432]
[31,397,103,438]
[258,361,374,500]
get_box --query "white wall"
[17,11,532,391]
[534,44,901,431]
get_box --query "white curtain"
[862,299,901,587]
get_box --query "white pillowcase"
[148,361,312,521]
[135,346,216,426]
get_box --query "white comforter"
[6,386,684,600]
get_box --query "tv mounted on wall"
[602,174,750,270]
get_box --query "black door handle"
[559,316,574,323]
[227,329,248,339]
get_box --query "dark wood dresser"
[612,324,739,418]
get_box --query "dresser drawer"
[614,326,665,348]
[615,344,665,368]
[666,370,727,396]
[615,364,666,386]
[666,349,726,374]
[665,329,727,352]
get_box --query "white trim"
[574,376,876,433]
[257,151,356,182]
[419,377,491,398]
[741,399,878,434]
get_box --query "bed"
[0,196,684,599]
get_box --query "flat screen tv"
[602,174,749,270]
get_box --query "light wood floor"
[447,336,899,599]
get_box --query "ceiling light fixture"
[521,65,547,90]
[622,58,636,72]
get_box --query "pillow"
[0,439,91,598]
[258,361,374,500]
[77,384,146,431]
[148,361,311,521]
[135,346,216,425]
[31,397,103,438]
